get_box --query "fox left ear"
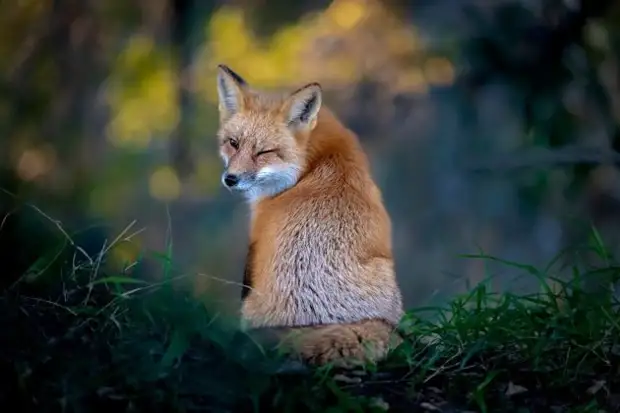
[284,83,322,130]
[216,64,248,121]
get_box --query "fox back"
[214,65,404,362]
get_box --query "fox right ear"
[284,83,322,131]
[216,64,247,120]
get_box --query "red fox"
[215,64,404,367]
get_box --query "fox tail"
[249,319,403,368]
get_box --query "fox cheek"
[219,151,230,167]
[219,153,227,164]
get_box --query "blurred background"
[2,0,620,316]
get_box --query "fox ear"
[284,83,322,130]
[216,64,247,120]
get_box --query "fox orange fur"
[214,64,404,367]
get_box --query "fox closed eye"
[256,149,277,157]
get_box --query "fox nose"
[223,173,240,187]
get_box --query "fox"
[214,64,405,367]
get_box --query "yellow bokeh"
[326,0,367,30]
[15,145,56,181]
[149,165,181,201]
[109,240,142,269]
[105,34,179,148]
[386,26,421,56]
[202,6,304,89]
[117,34,155,70]
[197,0,431,104]
[395,68,428,94]
[424,57,455,86]
[107,99,152,149]
[208,7,253,61]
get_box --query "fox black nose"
[224,173,239,187]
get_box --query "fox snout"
[221,170,254,190]
[222,173,239,187]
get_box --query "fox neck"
[296,107,365,182]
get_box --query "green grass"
[1,217,620,413]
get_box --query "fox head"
[215,64,322,202]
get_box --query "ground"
[1,217,619,412]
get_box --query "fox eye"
[228,139,239,149]
[256,149,277,157]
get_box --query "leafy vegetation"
[1,210,619,413]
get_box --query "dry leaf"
[420,402,441,411]
[333,374,362,384]
[586,380,606,395]
[505,381,528,397]
[370,396,390,411]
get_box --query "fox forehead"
[217,110,289,147]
